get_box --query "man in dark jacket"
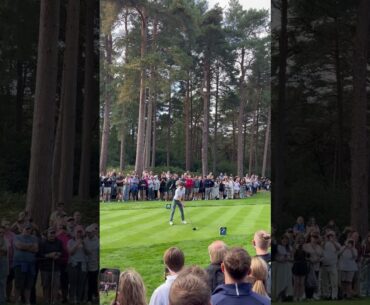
[205,240,228,292]
[211,247,270,305]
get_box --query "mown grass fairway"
[100,192,270,300]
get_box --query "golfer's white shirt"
[173,187,185,201]
[149,275,177,305]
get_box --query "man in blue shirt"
[211,247,270,305]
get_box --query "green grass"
[100,192,271,301]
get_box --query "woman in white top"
[339,239,358,299]
[273,235,293,301]
[233,178,240,199]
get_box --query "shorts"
[41,270,61,289]
[193,188,199,193]
[103,187,111,194]
[341,271,355,282]
[14,265,34,290]
[116,186,123,194]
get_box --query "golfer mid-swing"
[169,181,186,225]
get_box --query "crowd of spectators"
[100,170,271,202]
[271,216,370,302]
[0,202,99,305]
[110,230,272,305]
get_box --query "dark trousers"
[87,271,98,302]
[68,263,87,303]
[170,200,185,222]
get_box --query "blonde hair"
[250,257,269,297]
[117,269,147,305]
[208,240,228,264]
[254,230,271,251]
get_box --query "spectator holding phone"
[339,239,358,299]
[67,225,88,304]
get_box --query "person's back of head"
[164,247,185,273]
[208,240,228,264]
[253,230,271,253]
[117,269,146,305]
[222,247,251,282]
[249,257,269,297]
[179,265,209,288]
[169,273,210,305]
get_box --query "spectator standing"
[274,235,293,301]
[115,269,147,305]
[2,219,15,302]
[149,247,185,305]
[0,226,8,305]
[360,232,370,296]
[338,239,358,299]
[321,231,340,300]
[84,225,99,303]
[56,224,70,303]
[39,227,63,304]
[67,226,88,304]
[211,247,270,305]
[205,240,228,292]
[248,257,269,298]
[13,224,38,305]
[292,234,308,301]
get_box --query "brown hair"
[249,257,269,297]
[254,230,271,251]
[169,273,210,305]
[208,240,228,264]
[178,265,210,289]
[223,247,251,281]
[164,247,185,273]
[117,269,146,305]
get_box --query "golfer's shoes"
[182,220,187,224]
[169,221,174,226]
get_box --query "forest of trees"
[271,0,370,237]
[0,0,99,229]
[100,0,271,178]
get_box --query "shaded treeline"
[0,0,100,229]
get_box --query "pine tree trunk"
[351,0,369,238]
[262,107,271,177]
[144,88,152,169]
[52,104,63,207]
[99,34,113,174]
[26,0,60,229]
[167,86,171,167]
[272,0,287,223]
[58,0,81,205]
[185,75,191,171]
[120,131,126,171]
[237,48,246,177]
[212,66,219,174]
[151,94,157,168]
[78,0,94,200]
[16,61,25,134]
[134,6,147,175]
[201,62,210,177]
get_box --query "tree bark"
[212,65,220,174]
[151,94,157,168]
[201,61,210,177]
[144,88,152,169]
[351,0,369,238]
[78,0,94,200]
[272,0,287,224]
[167,85,171,167]
[134,6,148,175]
[120,131,126,171]
[58,0,81,205]
[185,75,191,171]
[237,48,247,177]
[262,107,271,177]
[99,34,113,174]
[16,61,25,134]
[26,0,60,229]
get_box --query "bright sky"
[207,0,270,11]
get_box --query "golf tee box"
[165,203,172,209]
[219,227,227,236]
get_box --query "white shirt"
[149,275,177,305]
[173,187,185,201]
